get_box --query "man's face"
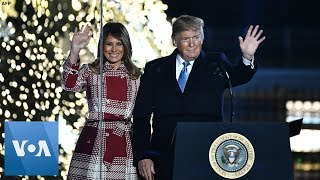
[174,30,203,61]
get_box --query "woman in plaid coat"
[61,22,141,180]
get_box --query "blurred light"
[294,162,320,171]
[290,129,320,152]
[286,100,320,124]
[1,0,174,179]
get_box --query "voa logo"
[5,121,58,176]
[12,140,51,157]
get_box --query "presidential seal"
[209,133,255,179]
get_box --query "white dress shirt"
[175,54,195,80]
[175,54,255,80]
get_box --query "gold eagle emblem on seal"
[209,133,255,179]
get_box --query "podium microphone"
[213,63,234,123]
[223,68,234,123]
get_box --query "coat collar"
[168,49,207,93]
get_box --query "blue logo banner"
[5,121,59,176]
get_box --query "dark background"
[162,0,320,68]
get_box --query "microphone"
[221,64,234,123]
[213,62,234,123]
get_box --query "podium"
[172,121,301,179]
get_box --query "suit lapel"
[165,50,206,94]
[163,50,183,94]
[172,55,184,94]
[183,51,206,93]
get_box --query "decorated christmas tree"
[0,0,174,179]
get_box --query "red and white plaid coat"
[61,60,140,180]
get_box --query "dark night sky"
[162,0,320,68]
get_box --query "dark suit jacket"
[132,49,257,178]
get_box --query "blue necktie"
[178,61,190,92]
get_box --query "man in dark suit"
[132,15,266,180]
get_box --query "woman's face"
[104,34,124,69]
